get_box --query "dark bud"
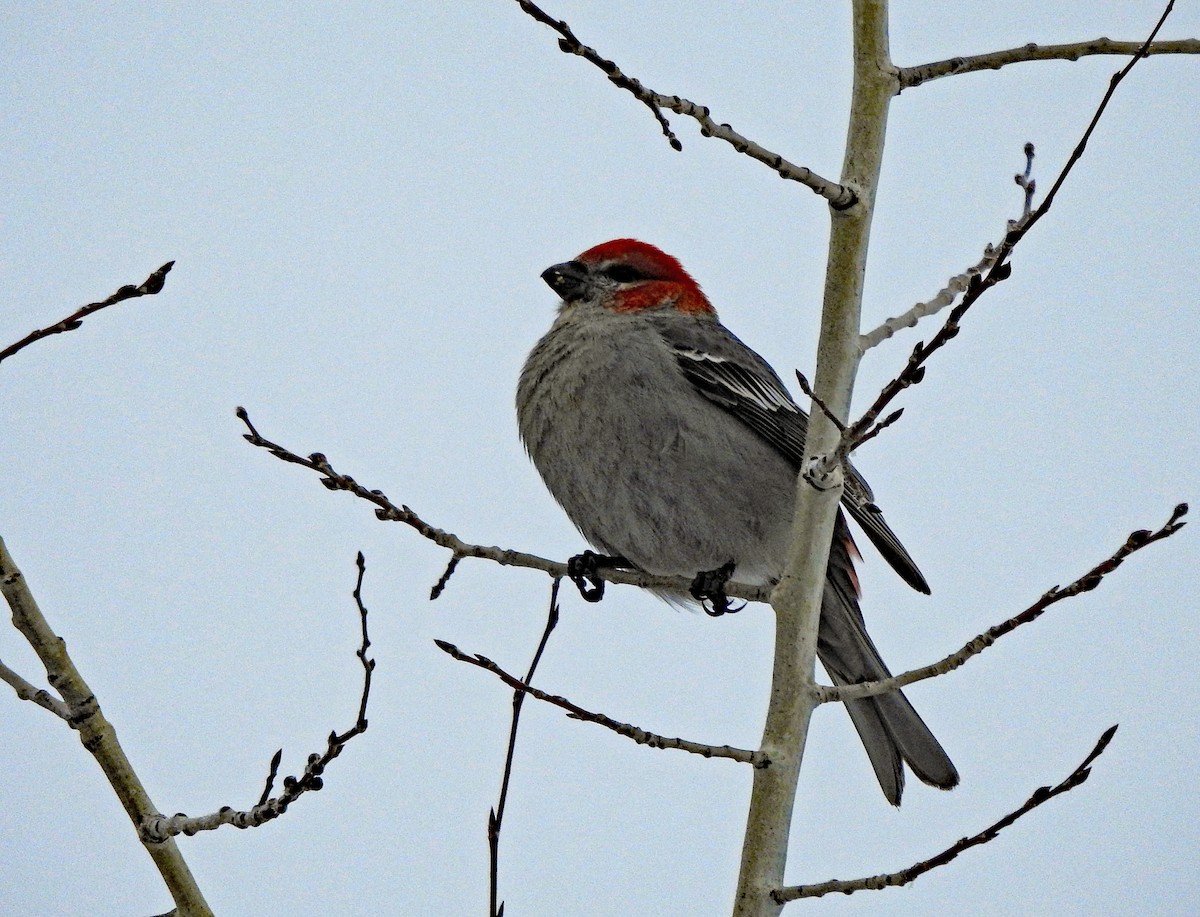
[138,262,175,295]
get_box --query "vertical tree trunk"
[730,3,896,914]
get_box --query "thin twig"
[1014,142,1037,216]
[430,553,463,600]
[256,750,284,808]
[237,407,771,605]
[862,144,1035,351]
[0,262,174,366]
[490,580,561,917]
[793,371,846,432]
[900,36,1200,89]
[820,503,1187,704]
[140,553,376,841]
[860,240,1004,350]
[436,639,765,767]
[775,726,1120,901]
[510,0,854,207]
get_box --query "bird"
[516,238,957,805]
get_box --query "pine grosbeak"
[517,238,957,804]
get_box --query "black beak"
[541,260,590,301]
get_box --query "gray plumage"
[516,240,957,805]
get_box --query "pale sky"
[2,3,1197,916]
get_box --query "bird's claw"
[691,561,743,616]
[566,551,628,603]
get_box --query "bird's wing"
[654,314,931,594]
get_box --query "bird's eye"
[600,264,646,284]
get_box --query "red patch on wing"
[843,532,862,598]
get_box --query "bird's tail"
[819,522,959,806]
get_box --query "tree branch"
[237,407,772,604]
[140,553,375,841]
[817,3,1174,482]
[860,238,1004,351]
[436,639,766,767]
[775,726,1120,901]
[0,536,212,917]
[0,657,71,719]
[0,261,174,367]
[861,141,1035,350]
[510,0,854,207]
[820,503,1188,704]
[900,37,1200,90]
[490,580,561,917]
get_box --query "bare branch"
[820,6,1173,482]
[237,407,771,605]
[140,552,376,841]
[1017,3,1177,240]
[864,137,1037,351]
[863,142,1037,351]
[775,726,1120,901]
[0,261,174,367]
[491,580,561,917]
[860,241,1000,350]
[0,536,212,916]
[0,658,71,719]
[901,36,1200,90]
[436,639,766,767]
[821,503,1188,704]
[510,0,853,207]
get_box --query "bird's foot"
[690,561,744,617]
[566,551,629,603]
